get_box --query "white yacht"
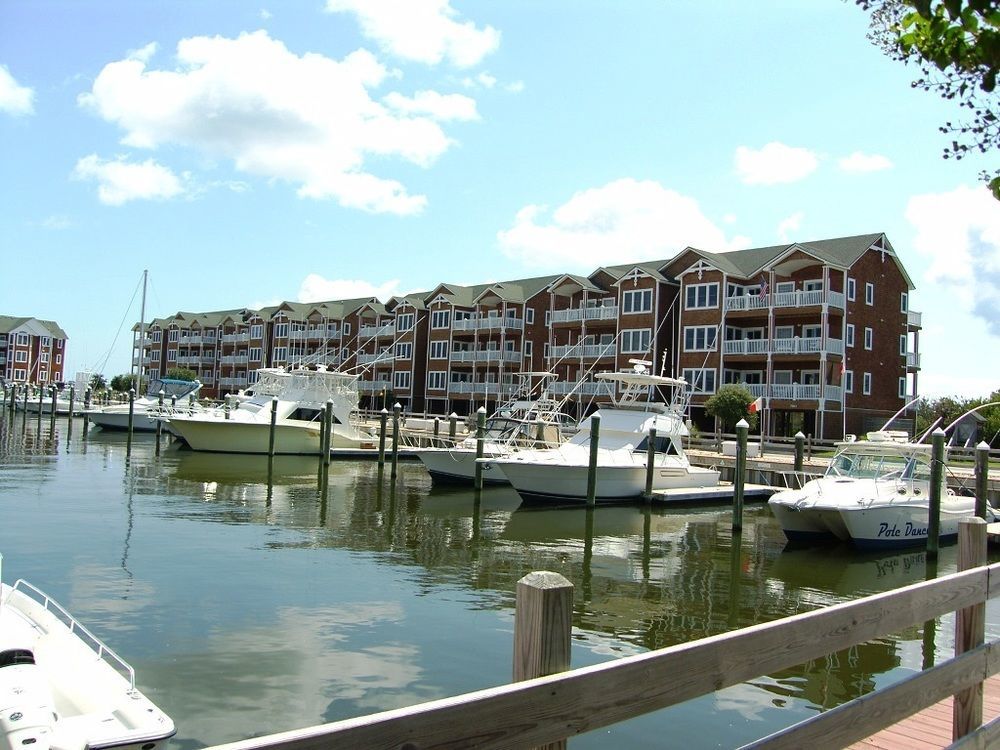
[0,560,175,750]
[164,366,379,455]
[415,373,574,486]
[489,365,720,504]
[768,432,991,550]
[86,377,202,432]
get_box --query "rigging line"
[92,275,144,376]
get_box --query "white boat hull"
[416,448,510,485]
[87,409,159,432]
[166,416,377,455]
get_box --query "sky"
[2,0,999,399]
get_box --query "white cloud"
[504,80,525,93]
[259,8,272,20]
[905,184,1000,335]
[777,211,804,243]
[497,178,751,271]
[72,154,185,205]
[127,42,158,63]
[325,0,500,68]
[0,65,34,116]
[461,72,496,89]
[839,151,893,173]
[77,30,474,215]
[41,215,72,230]
[383,89,478,121]
[734,142,819,185]
[297,274,412,303]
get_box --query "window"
[56,339,63,349]
[775,281,795,294]
[545,311,550,326]
[13,369,26,381]
[773,370,793,385]
[273,346,287,362]
[39,371,47,382]
[393,370,411,389]
[844,370,854,394]
[151,350,160,361]
[16,333,28,345]
[524,340,533,358]
[847,277,856,301]
[249,347,262,362]
[430,341,448,359]
[274,323,288,338]
[685,283,719,310]
[153,331,162,343]
[864,327,873,350]
[804,280,823,292]
[899,335,907,356]
[428,371,446,390]
[395,342,413,359]
[431,310,450,328]
[250,324,263,339]
[40,352,49,363]
[683,326,717,351]
[775,326,794,340]
[846,324,855,348]
[622,288,653,313]
[621,328,651,354]
[865,282,874,306]
[55,354,62,365]
[397,313,414,331]
[802,325,822,339]
[526,308,535,325]
[40,337,50,347]
[683,368,716,394]
[899,377,907,398]
[863,372,872,395]
[14,351,27,363]
[168,330,178,342]
[167,350,177,362]
[900,292,908,312]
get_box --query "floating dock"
[647,482,774,504]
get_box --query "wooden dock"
[850,674,1000,749]
[648,481,774,504]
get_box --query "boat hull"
[87,409,159,432]
[415,448,510,486]
[839,500,979,551]
[167,417,324,454]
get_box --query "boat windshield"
[826,449,928,480]
[148,379,199,398]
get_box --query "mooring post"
[513,571,574,746]
[586,413,601,506]
[644,426,657,501]
[953,517,987,740]
[267,396,278,458]
[449,411,458,444]
[433,416,440,448]
[793,430,805,476]
[48,386,56,431]
[733,418,748,532]
[83,387,91,433]
[806,432,813,461]
[975,441,990,520]
[474,406,487,492]
[927,427,946,558]
[155,389,164,447]
[377,408,388,478]
[324,399,334,464]
[390,403,401,481]
[126,388,135,455]
[67,385,75,434]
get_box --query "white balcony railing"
[547,343,615,359]
[547,380,616,397]
[723,337,844,356]
[907,310,923,328]
[359,323,396,339]
[218,376,249,389]
[447,382,517,396]
[222,333,250,344]
[906,351,922,369]
[725,290,846,312]
[727,383,842,403]
[358,380,392,392]
[220,355,249,366]
[549,306,620,324]
[449,349,522,364]
[357,351,393,365]
[178,335,203,345]
[452,317,524,332]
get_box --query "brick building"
[0,315,68,386]
[133,233,920,439]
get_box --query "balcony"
[220,355,249,366]
[178,335,203,345]
[548,380,615,397]
[359,379,392,392]
[725,290,846,312]
[447,381,517,396]
[358,351,393,365]
[547,343,615,360]
[176,355,206,366]
[453,316,524,332]
[723,337,844,357]
[907,310,923,329]
[735,383,842,403]
[218,376,249,389]
[450,349,522,364]
[359,323,396,339]
[906,351,921,370]
[550,305,619,324]
[222,333,250,344]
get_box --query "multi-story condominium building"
[133,233,920,439]
[0,315,68,385]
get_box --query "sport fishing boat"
[488,364,720,504]
[768,431,992,550]
[86,377,202,432]
[163,366,379,455]
[415,372,574,486]
[0,559,175,750]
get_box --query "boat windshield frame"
[825,444,932,482]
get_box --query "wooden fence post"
[927,427,945,558]
[953,517,987,740]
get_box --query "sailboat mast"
[135,269,148,394]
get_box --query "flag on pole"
[757,274,768,297]
[749,396,763,414]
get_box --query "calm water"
[2,411,998,748]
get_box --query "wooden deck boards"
[850,674,1000,749]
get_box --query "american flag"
[757,275,768,297]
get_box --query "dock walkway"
[850,674,1000,749]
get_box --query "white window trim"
[863,372,872,395]
[900,292,908,313]
[865,282,875,306]
[684,282,719,310]
[844,370,854,394]
[622,288,653,314]
[898,377,907,398]
[864,327,873,350]
[846,324,855,348]
[847,277,856,302]
[682,367,717,394]
[683,325,718,352]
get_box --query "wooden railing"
[202,520,1000,750]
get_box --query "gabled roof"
[545,273,605,296]
[596,260,671,284]
[0,316,67,339]
[473,274,562,304]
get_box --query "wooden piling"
[48,386,56,431]
[391,403,401,481]
[268,396,278,458]
[586,413,601,506]
[449,412,458,443]
[433,417,440,448]
[67,386,75,437]
[794,431,805,475]
[733,418,748,532]
[377,408,388,477]
[474,406,487,492]
[644,426,657,500]
[953,517,987,740]
[324,400,334,464]
[927,427,945,558]
[975,441,990,520]
[83,387,91,433]
[155,389,164,446]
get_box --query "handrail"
[10,579,136,691]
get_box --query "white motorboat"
[415,373,574,486]
[0,560,175,750]
[86,378,202,432]
[768,432,992,550]
[488,365,720,504]
[164,366,379,455]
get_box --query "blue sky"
[2,0,998,398]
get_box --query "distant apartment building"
[133,233,920,439]
[0,315,68,385]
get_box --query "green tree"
[165,367,197,381]
[109,373,147,393]
[704,384,759,431]
[89,373,108,392]
[858,0,1000,197]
